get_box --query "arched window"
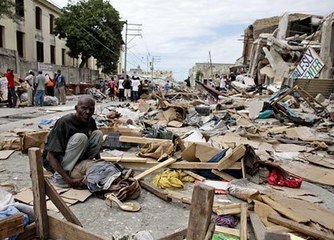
[35,7,42,30]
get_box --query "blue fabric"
[0,206,30,240]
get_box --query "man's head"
[57,69,61,74]
[75,96,95,123]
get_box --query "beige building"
[189,63,234,86]
[0,0,97,74]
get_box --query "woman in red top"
[5,69,17,108]
[109,77,115,100]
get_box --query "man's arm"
[47,151,83,188]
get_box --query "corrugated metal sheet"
[294,78,334,98]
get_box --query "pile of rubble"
[3,78,332,239]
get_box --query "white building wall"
[0,0,98,70]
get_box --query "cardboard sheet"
[280,161,334,186]
[0,150,15,160]
[60,189,92,202]
[181,142,221,162]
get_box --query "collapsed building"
[241,12,334,97]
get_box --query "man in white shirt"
[117,76,125,101]
[131,76,141,101]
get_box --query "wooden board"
[0,214,24,239]
[267,193,334,231]
[250,212,266,240]
[215,225,240,237]
[211,169,236,181]
[44,178,82,226]
[114,160,240,170]
[119,135,172,144]
[134,158,177,180]
[261,195,309,223]
[48,215,107,240]
[28,147,48,239]
[139,181,172,202]
[268,214,334,240]
[240,203,248,240]
[186,183,214,240]
[217,145,246,171]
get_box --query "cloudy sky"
[51,0,334,80]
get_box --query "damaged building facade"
[0,0,99,84]
[240,12,334,97]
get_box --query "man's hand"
[68,177,85,188]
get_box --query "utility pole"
[151,56,160,82]
[123,22,142,78]
[209,51,214,80]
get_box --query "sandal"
[105,193,141,212]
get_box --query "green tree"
[54,0,123,73]
[0,0,20,22]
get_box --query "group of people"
[107,75,156,102]
[1,68,66,107]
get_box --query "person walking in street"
[5,69,17,108]
[163,80,170,95]
[109,77,115,100]
[117,76,124,101]
[42,96,103,188]
[54,70,66,105]
[34,70,46,106]
[131,76,141,101]
[45,73,55,96]
[24,70,35,106]
[123,75,132,101]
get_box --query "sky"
[51,0,334,81]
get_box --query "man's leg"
[61,133,88,172]
[7,88,13,107]
[81,130,103,160]
[52,133,88,187]
[60,86,66,104]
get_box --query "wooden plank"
[184,170,206,181]
[186,183,214,240]
[264,232,290,240]
[102,156,148,163]
[28,147,48,239]
[0,214,24,239]
[119,135,172,144]
[217,145,246,171]
[139,181,172,202]
[17,223,36,240]
[48,215,107,240]
[134,158,177,180]
[268,214,334,240]
[204,220,215,240]
[159,228,187,240]
[241,158,246,178]
[44,177,82,226]
[115,160,240,170]
[215,226,240,237]
[240,203,248,240]
[211,169,236,181]
[261,195,309,223]
[250,212,266,240]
